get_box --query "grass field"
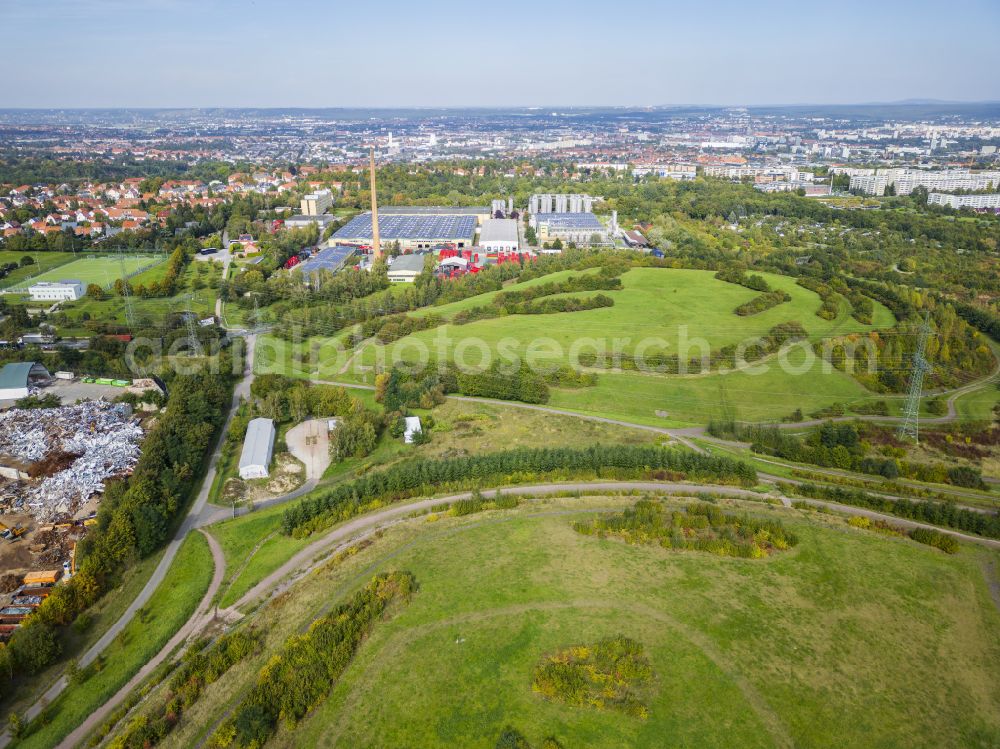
[5,253,167,292]
[150,494,1000,749]
[13,533,213,749]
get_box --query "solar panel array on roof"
[536,212,604,229]
[378,206,487,215]
[296,245,356,275]
[334,213,477,241]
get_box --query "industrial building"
[333,211,478,252]
[387,254,427,283]
[379,206,490,220]
[295,245,357,279]
[300,189,333,216]
[0,361,50,400]
[239,417,275,480]
[283,214,337,231]
[531,212,609,245]
[28,280,83,302]
[478,218,519,254]
[529,194,595,215]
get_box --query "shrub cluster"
[208,572,415,749]
[281,446,757,536]
[109,630,262,749]
[361,313,442,343]
[734,289,791,316]
[574,499,798,558]
[715,268,771,292]
[909,527,961,554]
[532,635,652,719]
[796,277,841,320]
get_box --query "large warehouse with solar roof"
[332,210,478,252]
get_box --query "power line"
[897,311,932,443]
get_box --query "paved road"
[55,531,227,749]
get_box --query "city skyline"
[3,0,1000,108]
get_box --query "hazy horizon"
[4,0,1000,109]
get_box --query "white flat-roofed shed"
[239,417,275,480]
[479,218,519,253]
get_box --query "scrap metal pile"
[0,402,143,521]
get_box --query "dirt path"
[55,530,227,749]
[223,479,1000,619]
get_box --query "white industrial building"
[478,218,519,254]
[0,361,50,400]
[28,280,84,302]
[300,189,333,216]
[529,193,594,215]
[927,192,1000,209]
[239,417,275,480]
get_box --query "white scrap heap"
[0,402,143,521]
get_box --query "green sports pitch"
[6,253,167,292]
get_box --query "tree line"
[280,445,758,537]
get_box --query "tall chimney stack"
[369,147,382,260]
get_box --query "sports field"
[149,494,1000,749]
[6,253,167,292]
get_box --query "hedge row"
[782,482,1000,539]
[281,445,758,536]
[208,572,415,748]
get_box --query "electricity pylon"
[897,312,932,443]
[181,293,201,356]
[117,249,137,332]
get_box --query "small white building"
[403,416,422,444]
[239,417,275,480]
[28,280,83,302]
[479,218,519,254]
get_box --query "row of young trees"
[717,420,985,488]
[783,482,1000,539]
[109,630,262,749]
[208,572,415,749]
[280,445,758,537]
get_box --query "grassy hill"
[146,494,1000,749]
[257,267,897,425]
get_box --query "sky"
[3,0,1000,108]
